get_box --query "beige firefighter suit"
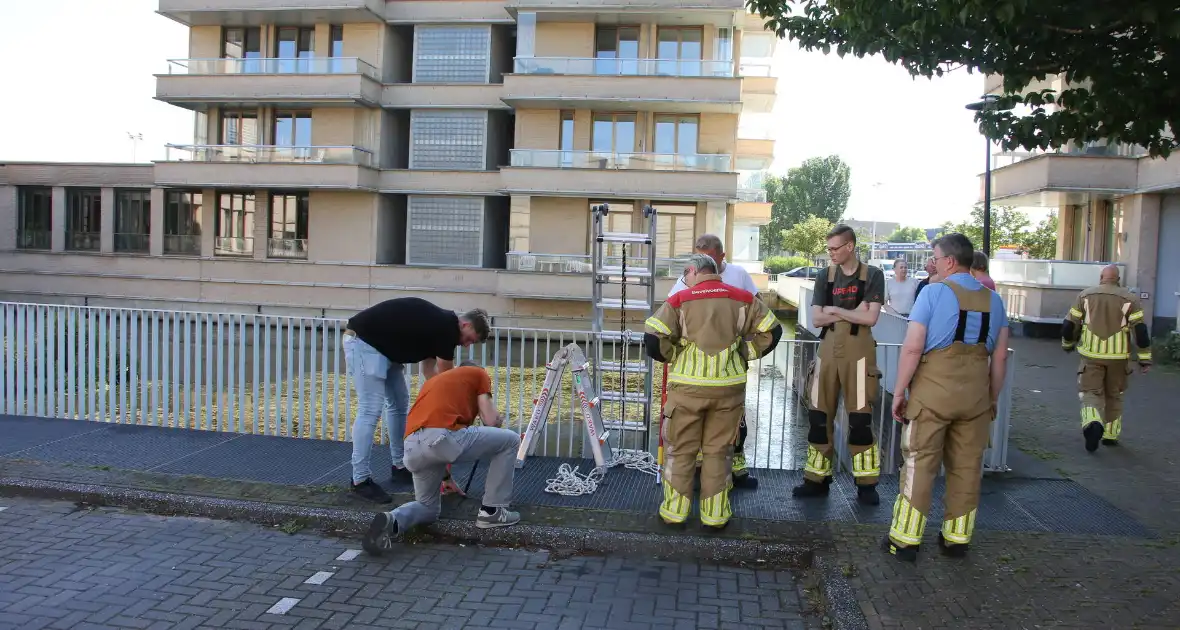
[888,281,998,551]
[1062,281,1152,444]
[644,274,782,527]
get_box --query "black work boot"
[391,465,414,485]
[351,478,392,504]
[856,484,880,506]
[1102,438,1120,447]
[1083,422,1104,452]
[731,453,759,489]
[937,532,969,558]
[882,537,919,563]
[792,478,831,498]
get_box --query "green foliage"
[1022,212,1059,259]
[764,255,812,274]
[939,207,1058,258]
[782,215,836,257]
[761,155,852,255]
[887,226,928,243]
[745,0,1180,158]
[1153,333,1180,367]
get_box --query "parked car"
[914,270,930,280]
[783,266,823,279]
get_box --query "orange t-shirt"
[404,366,493,436]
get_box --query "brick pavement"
[0,496,816,630]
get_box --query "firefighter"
[644,254,783,529]
[884,233,1010,562]
[667,234,762,489]
[1062,264,1152,451]
[795,224,886,505]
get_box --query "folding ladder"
[515,343,614,468]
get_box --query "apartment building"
[981,74,1180,333]
[0,0,778,328]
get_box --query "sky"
[0,0,987,229]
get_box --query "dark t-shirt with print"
[347,297,460,364]
[811,262,886,310]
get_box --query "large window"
[215,192,256,256]
[407,196,483,267]
[653,114,699,154]
[16,186,51,250]
[595,26,640,75]
[656,205,697,258]
[559,110,575,167]
[656,27,703,76]
[275,26,315,73]
[115,189,151,253]
[591,113,636,154]
[220,110,259,146]
[269,192,309,259]
[164,191,202,255]
[222,27,261,73]
[274,111,313,161]
[65,188,101,252]
[410,110,487,170]
[413,26,491,83]
[329,25,345,72]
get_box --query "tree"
[761,155,852,254]
[746,0,1180,157]
[888,226,928,243]
[781,215,835,257]
[940,206,1030,251]
[1020,212,1059,259]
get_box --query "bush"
[1153,332,1180,366]
[764,256,812,274]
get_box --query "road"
[0,496,813,630]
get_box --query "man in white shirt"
[666,234,763,489]
[885,257,920,318]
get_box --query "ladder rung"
[596,298,650,311]
[598,231,652,244]
[598,360,649,373]
[598,330,644,343]
[598,266,653,278]
[603,420,647,431]
[599,391,650,404]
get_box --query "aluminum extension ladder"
[515,343,614,468]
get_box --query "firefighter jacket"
[643,274,783,393]
[1062,281,1152,364]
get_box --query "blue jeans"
[343,335,410,484]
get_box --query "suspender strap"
[953,310,969,342]
[977,312,991,344]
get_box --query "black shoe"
[792,479,831,498]
[391,465,414,484]
[351,478,392,504]
[1102,438,1119,447]
[702,521,730,532]
[937,532,968,558]
[882,537,919,562]
[1083,422,1104,452]
[856,484,880,506]
[362,512,399,556]
[732,472,759,489]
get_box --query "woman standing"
[885,257,920,318]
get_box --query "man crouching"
[362,361,520,555]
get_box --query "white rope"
[544,449,660,496]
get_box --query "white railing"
[513,56,735,78]
[739,62,773,77]
[214,237,253,257]
[990,259,1124,288]
[737,188,768,203]
[509,149,732,173]
[0,302,1012,474]
[164,144,375,168]
[990,140,1148,170]
[165,57,379,80]
[268,238,308,259]
[506,252,687,277]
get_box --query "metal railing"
[739,62,773,77]
[65,232,100,252]
[0,302,1012,474]
[513,56,735,78]
[163,235,200,256]
[268,238,308,259]
[506,252,687,277]
[214,237,253,257]
[990,140,1148,170]
[737,188,768,203]
[17,231,51,250]
[114,233,150,254]
[164,144,375,168]
[509,149,732,173]
[165,57,379,80]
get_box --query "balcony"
[502,149,738,200]
[740,62,777,113]
[157,58,382,109]
[504,57,741,113]
[984,143,1141,206]
[268,238,308,260]
[991,260,1127,323]
[506,252,688,278]
[157,0,384,26]
[735,138,775,170]
[500,253,681,301]
[155,144,379,191]
[506,0,745,24]
[163,235,201,256]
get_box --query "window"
[164,191,202,255]
[596,202,633,258]
[407,196,483,266]
[654,114,700,169]
[559,110,575,167]
[413,26,491,83]
[16,186,51,250]
[591,113,636,154]
[656,205,697,258]
[595,26,640,75]
[220,110,259,146]
[269,192,309,259]
[65,188,101,252]
[410,110,487,170]
[657,27,703,76]
[329,25,345,72]
[115,189,151,253]
[274,111,313,161]
[713,28,733,77]
[215,192,256,256]
[222,27,261,73]
[275,26,315,73]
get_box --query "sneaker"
[391,465,414,485]
[792,479,830,498]
[361,512,400,556]
[1083,422,1104,452]
[475,507,521,529]
[351,478,392,504]
[856,484,880,506]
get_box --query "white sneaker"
[475,507,521,529]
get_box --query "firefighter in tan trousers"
[644,254,783,529]
[796,224,887,506]
[885,233,1010,562]
[1062,264,1152,451]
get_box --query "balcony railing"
[165,57,379,80]
[513,56,735,78]
[506,252,689,277]
[66,232,100,252]
[163,235,201,256]
[214,237,254,257]
[268,238,308,259]
[164,144,375,168]
[737,188,768,203]
[509,149,732,173]
[17,230,51,250]
[990,259,1125,288]
[739,62,773,77]
[114,233,150,253]
[990,141,1148,170]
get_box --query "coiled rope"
[544,449,660,496]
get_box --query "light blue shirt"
[909,273,1009,354]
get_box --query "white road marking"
[304,571,334,585]
[0,507,8,512]
[265,598,301,615]
[336,549,362,561]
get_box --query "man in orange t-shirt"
[362,362,521,555]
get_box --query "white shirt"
[668,261,760,297]
[885,276,920,315]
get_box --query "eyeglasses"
[826,241,852,254]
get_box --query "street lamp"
[965,94,1010,257]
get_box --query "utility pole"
[127,132,144,163]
